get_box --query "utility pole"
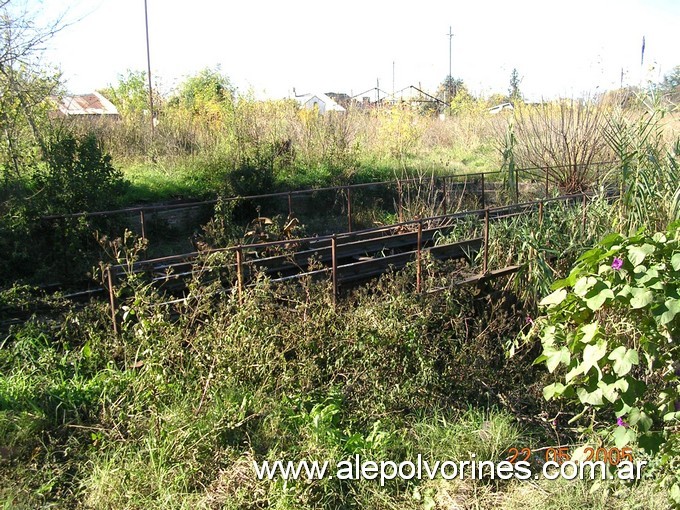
[447,26,454,109]
[144,0,155,140]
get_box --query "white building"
[293,91,346,114]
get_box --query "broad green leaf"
[660,297,680,325]
[613,378,629,392]
[598,381,619,403]
[607,346,639,376]
[629,287,654,309]
[671,252,680,272]
[671,484,680,505]
[581,339,607,376]
[574,276,595,297]
[585,288,614,311]
[539,325,557,346]
[627,407,653,432]
[540,288,567,307]
[614,399,632,417]
[663,411,680,421]
[544,345,570,373]
[597,264,611,275]
[543,382,566,400]
[616,284,632,299]
[627,243,655,266]
[579,321,598,343]
[599,233,623,248]
[612,425,636,448]
[634,267,659,286]
[565,367,580,383]
[577,387,603,405]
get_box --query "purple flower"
[616,417,629,428]
[526,316,534,326]
[611,257,624,270]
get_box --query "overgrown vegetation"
[1,1,680,507]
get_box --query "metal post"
[106,266,118,335]
[480,173,486,209]
[416,220,423,293]
[483,208,490,274]
[442,177,447,215]
[538,200,544,226]
[331,235,338,306]
[397,181,403,223]
[139,210,146,240]
[346,186,352,233]
[236,245,244,304]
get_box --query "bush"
[34,132,128,215]
[533,225,680,504]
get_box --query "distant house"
[293,90,346,114]
[52,92,119,118]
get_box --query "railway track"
[1,192,592,332]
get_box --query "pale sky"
[25,0,680,102]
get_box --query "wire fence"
[17,160,619,289]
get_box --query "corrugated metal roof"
[54,92,119,116]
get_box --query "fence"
[16,160,618,290]
[104,190,600,334]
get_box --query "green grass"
[120,158,229,204]
[1,240,675,508]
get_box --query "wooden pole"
[139,210,146,240]
[442,177,447,215]
[480,173,486,209]
[416,220,423,293]
[236,245,244,304]
[287,192,293,216]
[397,181,403,223]
[483,208,490,274]
[538,200,544,226]
[106,266,118,335]
[346,186,352,233]
[331,235,338,306]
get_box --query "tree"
[508,68,522,104]
[100,70,158,117]
[437,76,464,104]
[34,132,127,214]
[659,65,680,103]
[0,1,64,186]
[449,82,478,114]
[169,66,235,118]
[421,76,466,114]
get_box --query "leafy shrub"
[34,132,128,215]
[534,225,680,503]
